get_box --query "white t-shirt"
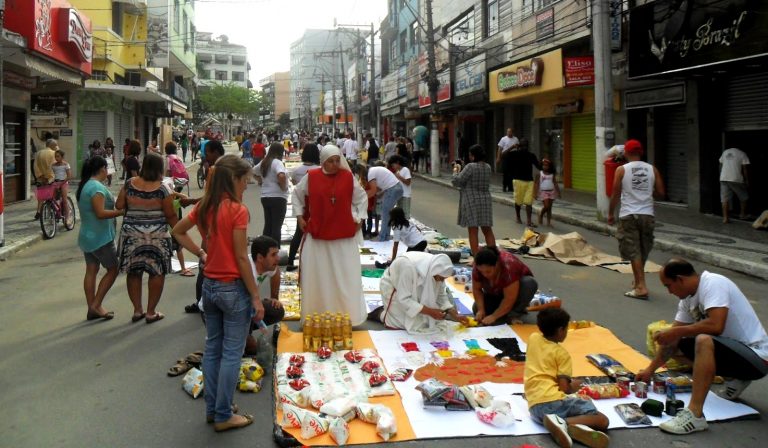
[619,160,655,217]
[498,135,519,153]
[52,162,70,181]
[342,139,359,160]
[254,158,289,199]
[719,148,750,183]
[368,166,399,191]
[393,224,424,248]
[675,271,768,360]
[398,167,412,198]
[290,164,319,185]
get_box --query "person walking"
[719,147,750,223]
[608,139,665,300]
[286,144,321,271]
[451,144,496,256]
[180,133,189,162]
[412,125,429,173]
[383,136,398,162]
[534,158,560,227]
[292,145,369,325]
[172,155,261,431]
[496,128,520,192]
[76,156,124,321]
[116,152,178,323]
[509,138,541,227]
[342,132,360,168]
[364,133,380,164]
[254,142,289,245]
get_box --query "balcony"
[113,0,147,15]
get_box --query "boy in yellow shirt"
[524,308,610,448]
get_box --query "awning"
[82,82,173,103]
[24,56,84,86]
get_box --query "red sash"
[306,169,357,240]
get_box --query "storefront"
[2,0,92,205]
[628,0,768,214]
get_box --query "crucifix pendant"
[330,196,336,205]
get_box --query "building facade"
[259,72,290,128]
[195,32,251,89]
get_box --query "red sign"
[418,71,452,108]
[564,56,595,87]
[4,0,92,75]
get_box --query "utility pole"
[0,0,6,247]
[593,0,615,219]
[332,53,338,134]
[339,42,349,134]
[356,28,363,138]
[425,0,440,177]
[320,75,326,134]
[370,23,376,139]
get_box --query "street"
[1,176,766,448]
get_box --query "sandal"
[131,312,146,323]
[87,310,114,321]
[145,312,165,324]
[207,404,240,423]
[184,351,204,367]
[167,359,192,377]
[180,268,195,277]
[624,290,649,300]
[214,413,253,432]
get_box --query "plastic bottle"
[322,319,333,349]
[332,318,344,351]
[342,313,353,349]
[302,317,313,351]
[311,317,322,351]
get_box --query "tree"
[278,112,291,130]
[196,83,266,133]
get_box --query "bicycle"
[35,180,76,239]
[196,160,209,189]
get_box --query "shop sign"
[498,58,544,92]
[31,92,70,117]
[173,82,189,104]
[553,99,584,116]
[418,70,451,108]
[454,54,486,97]
[564,56,594,87]
[3,71,39,90]
[59,128,73,137]
[610,0,622,51]
[4,0,92,75]
[536,8,554,40]
[417,38,451,79]
[60,8,92,63]
[625,83,686,109]
[381,72,399,105]
[629,0,768,78]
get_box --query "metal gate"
[81,111,106,160]
[570,114,596,192]
[114,113,133,166]
[654,105,688,204]
[725,72,768,131]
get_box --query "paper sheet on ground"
[171,258,198,273]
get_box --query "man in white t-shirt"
[496,128,520,192]
[636,258,768,435]
[719,147,750,223]
[389,155,413,219]
[342,133,359,168]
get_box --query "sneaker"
[715,378,751,400]
[568,424,609,448]
[544,414,573,448]
[184,303,201,313]
[659,408,708,434]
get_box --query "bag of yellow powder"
[646,320,691,372]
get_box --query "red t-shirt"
[472,251,533,295]
[252,143,266,159]
[188,198,249,282]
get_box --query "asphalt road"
[0,172,766,447]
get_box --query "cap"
[624,139,644,155]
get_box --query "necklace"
[329,173,337,205]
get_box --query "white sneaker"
[544,414,573,448]
[715,378,751,400]
[568,424,610,448]
[659,408,708,434]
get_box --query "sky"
[194,0,388,88]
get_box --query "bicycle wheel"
[40,201,57,239]
[197,167,205,189]
[63,197,77,230]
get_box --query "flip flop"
[145,312,165,324]
[214,413,253,432]
[624,290,649,300]
[207,404,240,424]
[180,268,195,277]
[86,310,114,321]
[131,312,146,323]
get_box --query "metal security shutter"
[81,111,106,159]
[570,114,596,192]
[725,72,768,131]
[115,113,133,166]
[655,105,688,204]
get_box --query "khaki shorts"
[513,180,534,205]
[617,214,655,262]
[720,181,749,203]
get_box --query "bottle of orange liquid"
[322,319,333,349]
[332,317,344,351]
[311,317,322,351]
[342,313,353,349]
[302,317,312,351]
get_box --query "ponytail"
[77,156,107,201]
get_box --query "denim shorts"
[83,242,118,269]
[529,396,599,424]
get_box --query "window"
[400,30,408,56]
[538,0,559,9]
[389,38,397,62]
[447,11,475,47]
[410,21,419,48]
[112,3,124,37]
[215,70,227,81]
[521,0,534,17]
[92,70,108,81]
[487,0,499,37]
[174,0,180,32]
[232,72,245,82]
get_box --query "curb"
[415,173,768,281]
[0,233,44,262]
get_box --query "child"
[52,149,72,215]
[382,207,426,267]
[389,155,413,219]
[524,308,610,448]
[105,146,116,186]
[534,158,560,227]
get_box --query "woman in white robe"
[376,252,467,333]
[292,145,369,325]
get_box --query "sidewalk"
[0,158,202,261]
[415,168,768,280]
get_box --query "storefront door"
[570,114,596,192]
[654,105,688,204]
[3,109,27,203]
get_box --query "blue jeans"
[529,396,599,424]
[378,183,404,241]
[202,278,253,422]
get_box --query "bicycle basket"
[35,184,57,201]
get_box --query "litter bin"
[604,159,624,197]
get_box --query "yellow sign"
[490,49,564,103]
